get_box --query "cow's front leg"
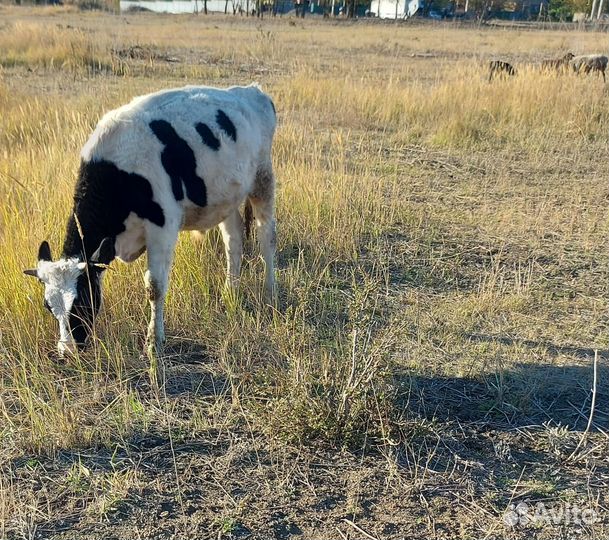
[144,227,177,364]
[145,268,167,356]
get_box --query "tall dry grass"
[278,63,609,150]
[0,10,607,473]
[0,22,112,71]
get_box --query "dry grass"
[0,8,608,539]
[0,21,111,71]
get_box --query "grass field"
[1,6,609,539]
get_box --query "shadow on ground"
[399,334,608,431]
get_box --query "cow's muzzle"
[57,339,87,356]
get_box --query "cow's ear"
[90,237,115,266]
[38,241,52,262]
[23,268,39,278]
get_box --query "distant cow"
[24,84,277,359]
[541,52,574,72]
[488,60,516,82]
[571,54,608,82]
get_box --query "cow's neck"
[61,212,113,261]
[61,161,116,262]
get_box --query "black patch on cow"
[195,122,220,151]
[149,119,207,207]
[69,269,102,346]
[216,110,237,142]
[62,160,165,260]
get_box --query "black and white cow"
[24,84,277,356]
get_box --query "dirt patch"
[6,416,608,539]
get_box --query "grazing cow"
[488,60,516,82]
[571,54,608,82]
[541,52,574,72]
[24,84,277,358]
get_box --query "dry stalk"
[343,518,380,540]
[567,349,599,461]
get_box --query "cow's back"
[80,85,276,212]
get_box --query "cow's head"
[24,238,114,354]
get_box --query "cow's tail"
[243,198,254,240]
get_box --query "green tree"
[548,0,573,19]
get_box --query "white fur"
[37,259,85,347]
[82,84,275,261]
[115,213,146,262]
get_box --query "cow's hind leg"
[219,209,244,292]
[144,225,178,370]
[249,168,277,304]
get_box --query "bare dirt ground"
[9,356,609,540]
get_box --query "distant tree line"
[8,0,606,19]
[428,0,604,20]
